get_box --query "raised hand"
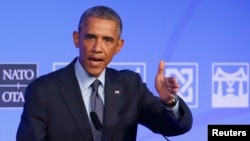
[155,60,179,104]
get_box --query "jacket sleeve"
[16,79,48,141]
[136,73,193,136]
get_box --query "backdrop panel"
[0,0,249,141]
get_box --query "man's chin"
[86,67,104,77]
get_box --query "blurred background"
[0,0,249,140]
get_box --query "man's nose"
[92,40,102,52]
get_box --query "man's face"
[73,17,124,77]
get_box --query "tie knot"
[91,79,101,92]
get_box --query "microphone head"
[90,111,102,131]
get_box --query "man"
[16,5,193,141]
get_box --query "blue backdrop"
[0,0,249,141]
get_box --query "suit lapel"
[58,58,93,141]
[58,61,123,140]
[103,69,123,139]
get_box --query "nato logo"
[0,63,37,108]
[212,63,249,108]
[164,63,198,108]
[108,62,146,82]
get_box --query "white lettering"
[212,129,219,136]
[2,91,24,102]
[2,69,34,80]
[212,129,247,136]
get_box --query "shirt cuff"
[166,100,180,119]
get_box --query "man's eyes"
[85,35,95,40]
[104,37,113,43]
[84,35,114,43]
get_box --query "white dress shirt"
[74,58,105,122]
[74,58,180,120]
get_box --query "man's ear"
[115,39,124,54]
[73,31,79,48]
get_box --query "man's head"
[73,5,124,77]
[78,5,123,38]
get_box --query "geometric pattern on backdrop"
[108,62,146,82]
[164,63,198,108]
[53,62,69,71]
[212,62,249,108]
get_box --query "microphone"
[162,135,171,141]
[90,111,170,141]
[90,111,103,131]
[90,111,109,141]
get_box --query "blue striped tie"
[91,79,103,141]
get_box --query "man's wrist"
[165,95,179,108]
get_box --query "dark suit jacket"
[16,58,193,141]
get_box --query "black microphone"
[162,135,171,141]
[90,111,103,130]
[90,111,170,141]
[90,111,109,141]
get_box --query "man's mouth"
[89,57,103,61]
[88,57,103,66]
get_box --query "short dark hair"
[78,5,123,38]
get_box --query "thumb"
[155,60,165,94]
[157,60,165,77]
